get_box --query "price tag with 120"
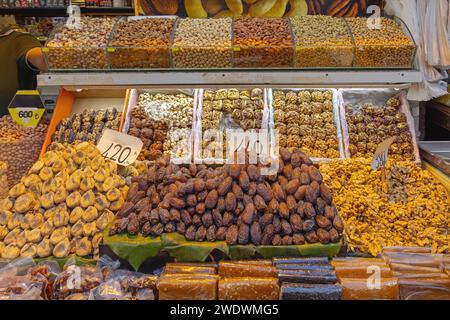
[371,136,397,170]
[96,129,143,166]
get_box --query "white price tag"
[96,129,143,166]
[371,137,397,170]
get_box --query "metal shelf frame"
[38,70,423,91]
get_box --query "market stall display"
[51,108,122,145]
[290,15,353,68]
[0,116,48,188]
[109,147,344,247]
[171,18,232,69]
[195,88,267,162]
[0,142,127,260]
[339,90,419,162]
[272,89,342,159]
[44,17,117,70]
[123,91,194,161]
[108,17,176,69]
[0,162,8,200]
[345,17,416,68]
[233,17,293,68]
[320,159,450,256]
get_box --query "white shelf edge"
[38,70,423,89]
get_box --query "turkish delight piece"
[218,277,279,300]
[340,278,400,300]
[157,274,218,300]
[218,262,277,278]
[280,283,342,300]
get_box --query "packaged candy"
[158,274,219,300]
[340,278,400,300]
[218,277,279,300]
[280,283,342,300]
[218,261,277,278]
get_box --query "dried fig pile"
[110,148,344,246]
[0,142,127,260]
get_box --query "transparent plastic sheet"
[218,277,279,300]
[332,258,393,281]
[157,274,219,300]
[399,278,450,300]
[337,88,421,164]
[340,278,400,300]
[381,252,446,271]
[122,89,197,163]
[164,264,217,275]
[268,88,344,162]
[193,88,271,164]
[218,261,277,278]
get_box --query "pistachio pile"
[46,17,117,69]
[346,17,415,68]
[345,97,415,160]
[290,16,353,68]
[0,142,128,260]
[52,108,122,145]
[0,116,48,188]
[273,90,340,159]
[320,159,450,256]
[109,18,175,69]
[200,88,265,160]
[110,148,344,246]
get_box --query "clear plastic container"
[290,16,354,69]
[43,17,117,70]
[233,17,294,68]
[171,18,233,69]
[346,17,416,69]
[107,17,176,69]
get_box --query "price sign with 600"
[18,110,40,120]
[96,129,143,166]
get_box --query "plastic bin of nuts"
[270,89,345,161]
[107,17,176,69]
[193,88,271,164]
[43,17,117,70]
[345,17,416,68]
[123,89,196,163]
[290,16,354,68]
[171,18,233,69]
[233,17,294,68]
[338,88,421,163]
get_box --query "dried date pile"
[110,148,344,246]
[273,90,340,159]
[345,97,414,160]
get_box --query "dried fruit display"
[0,142,127,260]
[172,18,232,68]
[233,17,293,68]
[346,17,415,68]
[0,162,8,199]
[272,89,341,159]
[320,159,450,256]
[0,116,48,188]
[135,92,194,160]
[108,18,175,69]
[290,15,353,68]
[110,148,344,247]
[45,17,117,69]
[51,108,122,146]
[198,88,265,160]
[344,96,415,161]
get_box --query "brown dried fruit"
[304,202,316,218]
[127,183,139,201]
[241,203,255,225]
[256,183,273,202]
[181,210,192,226]
[294,185,307,201]
[333,215,344,233]
[285,179,300,194]
[206,225,217,242]
[186,194,197,207]
[247,165,260,181]
[223,212,234,227]
[185,225,197,240]
[248,182,257,196]
[272,234,282,245]
[169,197,186,209]
[281,235,293,245]
[250,222,262,245]
[232,183,244,200]
[238,224,250,244]
[177,221,186,234]
[150,223,164,237]
[300,172,311,185]
[192,214,202,226]
[259,213,273,229]
[305,185,318,204]
[292,233,305,245]
[254,194,267,212]
[308,165,323,183]
[279,202,290,219]
[202,212,213,227]
[197,190,208,202]
[261,224,274,245]
[243,194,253,206]
[291,152,302,168]
[317,228,330,244]
[217,197,226,212]
[280,148,292,162]
[315,197,327,215]
[273,215,281,233]
[268,198,279,214]
[226,225,238,245]
[319,183,333,204]
[286,195,297,213]
[225,192,237,211]
[229,164,241,179]
[170,209,181,222]
[117,202,134,218]
[193,179,206,193]
[303,219,315,232]
[217,177,233,196]
[238,171,250,190]
[329,228,340,242]
[305,230,319,243]
[142,222,152,236]
[138,210,151,224]
[324,206,336,220]
[272,182,285,201]
[205,189,219,209]
[195,226,207,241]
[282,164,293,180]
[164,222,176,233]
[211,209,223,227]
[159,209,171,224]
[281,219,293,235]
[290,214,303,233]
[216,226,227,241]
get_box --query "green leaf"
[162,233,229,262]
[228,245,257,260]
[34,255,97,270]
[103,231,163,271]
[256,241,342,259]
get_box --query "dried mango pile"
[320,159,450,256]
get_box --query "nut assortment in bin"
[172,18,232,69]
[44,17,117,70]
[108,17,176,69]
[345,17,416,68]
[195,88,267,162]
[290,15,353,68]
[271,89,343,159]
[233,17,294,68]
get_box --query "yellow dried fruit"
[106,188,122,202]
[39,167,54,181]
[80,176,95,192]
[75,237,92,257]
[20,243,37,258]
[37,239,52,258]
[80,190,96,208]
[14,193,35,213]
[53,238,70,258]
[9,183,26,198]
[66,191,81,208]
